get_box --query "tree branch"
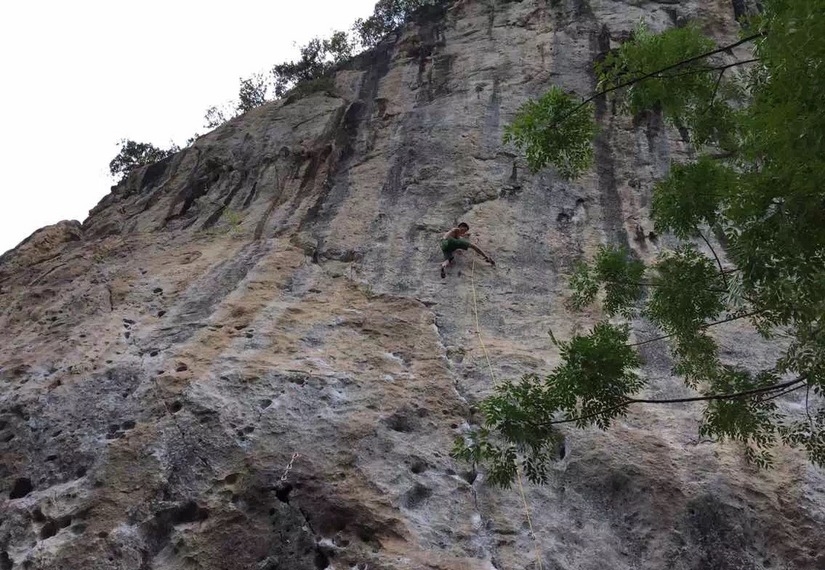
[548,376,806,425]
[707,150,737,160]
[650,58,759,82]
[757,382,807,403]
[555,33,765,127]
[697,230,729,289]
[806,382,814,429]
[703,68,726,114]
[630,309,762,347]
[601,277,728,294]
[627,377,806,404]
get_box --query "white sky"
[0,0,377,255]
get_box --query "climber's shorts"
[440,238,470,260]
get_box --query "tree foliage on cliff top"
[458,0,825,486]
[111,1,444,177]
[205,0,444,127]
[109,139,178,183]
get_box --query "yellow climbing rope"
[469,256,544,570]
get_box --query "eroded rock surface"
[1,1,823,569]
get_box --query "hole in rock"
[76,466,88,478]
[410,461,427,474]
[731,0,750,20]
[172,501,209,524]
[383,410,416,433]
[259,399,272,409]
[461,470,478,485]
[0,551,11,570]
[40,520,58,539]
[31,508,46,523]
[2,433,14,443]
[9,478,33,499]
[314,547,330,569]
[122,420,136,430]
[169,401,183,413]
[71,523,87,535]
[98,531,108,538]
[356,526,377,544]
[401,483,433,509]
[157,311,166,317]
[275,482,293,504]
[45,455,58,462]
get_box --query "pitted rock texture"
[1,1,823,569]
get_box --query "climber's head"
[457,222,469,235]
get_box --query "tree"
[237,73,269,113]
[201,0,442,129]
[202,73,271,130]
[455,0,825,486]
[204,104,232,129]
[353,0,440,48]
[109,139,177,183]
[272,31,354,97]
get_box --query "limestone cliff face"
[1,1,823,569]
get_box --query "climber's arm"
[468,243,495,265]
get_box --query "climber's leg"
[440,238,466,278]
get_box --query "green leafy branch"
[462,2,825,485]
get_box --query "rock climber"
[440,222,495,278]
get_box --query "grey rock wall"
[2,1,823,569]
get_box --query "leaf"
[503,87,596,178]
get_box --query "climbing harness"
[469,256,543,570]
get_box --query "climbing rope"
[280,452,301,482]
[469,256,543,570]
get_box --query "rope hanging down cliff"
[469,256,543,570]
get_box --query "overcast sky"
[0,0,377,255]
